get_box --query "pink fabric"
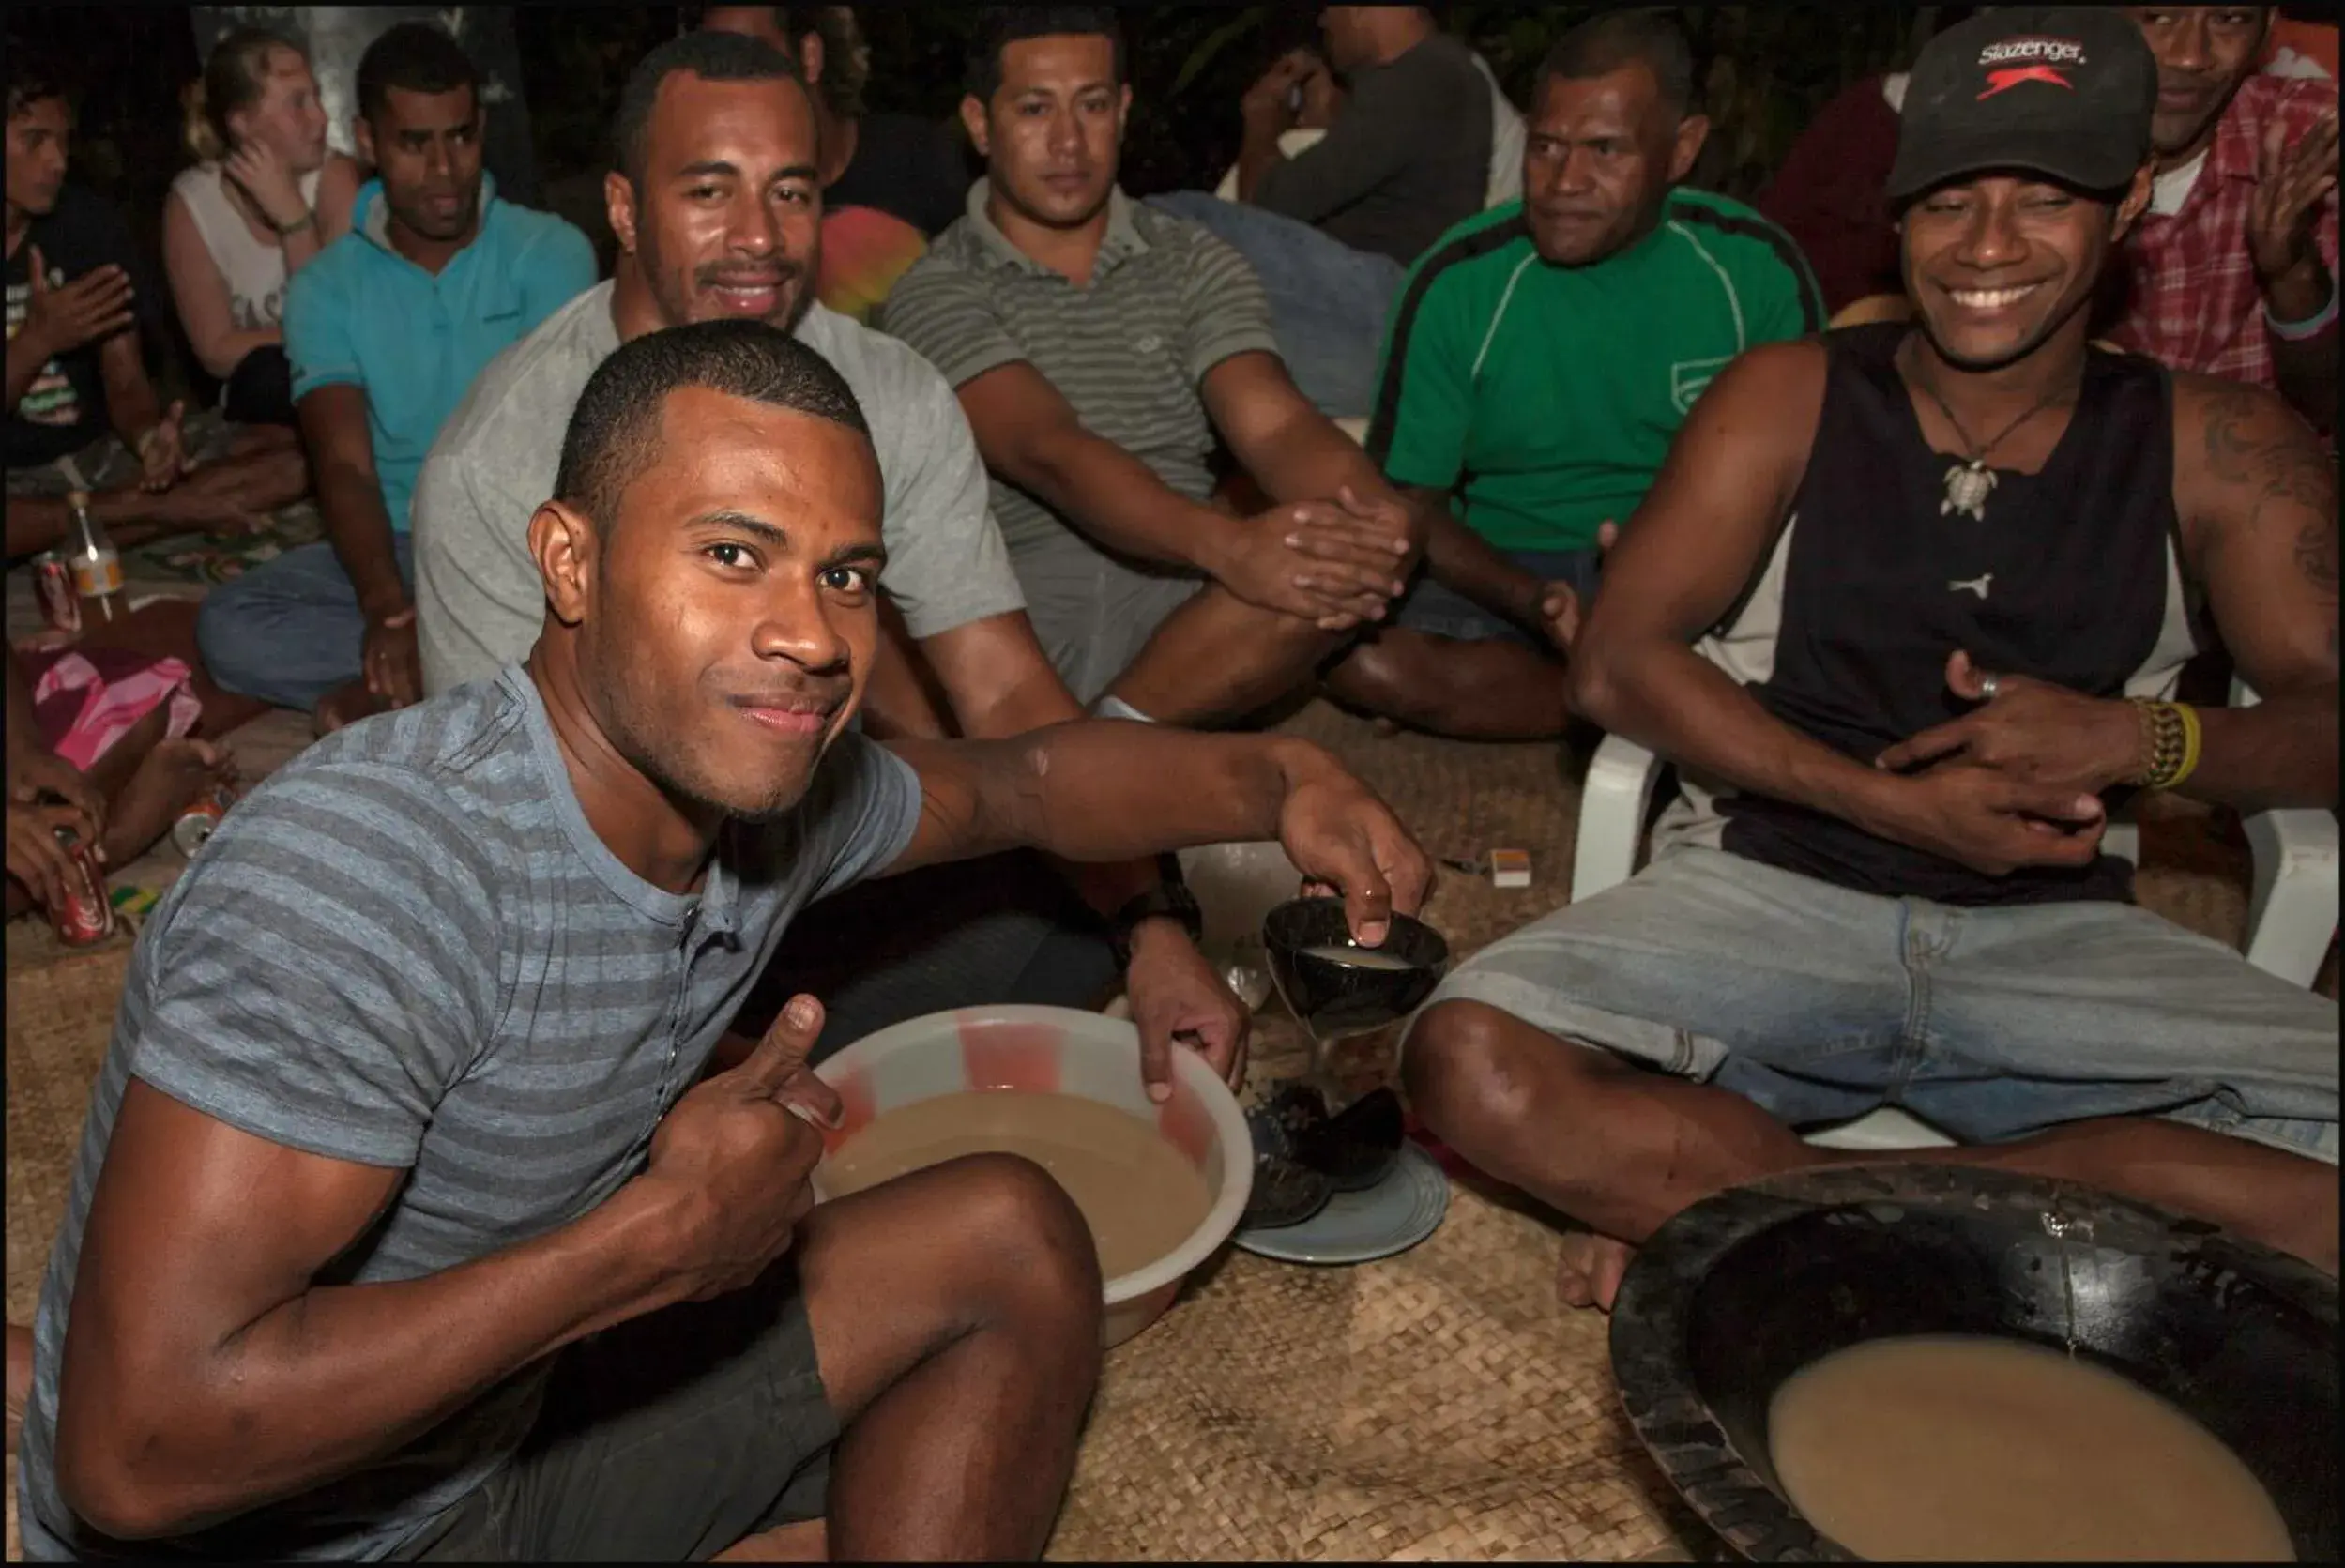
[30,651,202,772]
[2107,75,2340,403]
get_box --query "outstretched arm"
[882,722,1430,943]
[908,610,1257,1094]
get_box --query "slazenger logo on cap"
[1975,38,2088,99]
[1978,37,2088,66]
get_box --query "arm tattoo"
[2199,384,2264,487]
[2200,384,2337,593]
[2197,381,2339,671]
[2296,510,2340,600]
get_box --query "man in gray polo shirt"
[411,31,1256,1087]
[880,5,1426,728]
[18,319,1430,1560]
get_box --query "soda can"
[171,785,233,857]
[34,553,82,636]
[51,828,114,947]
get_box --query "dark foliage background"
[2,4,1960,393]
[35,2,2317,384]
[9,6,1941,247]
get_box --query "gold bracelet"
[2167,702,2202,791]
[2125,699,2192,789]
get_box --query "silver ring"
[1977,673,2002,702]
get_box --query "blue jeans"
[1414,845,2339,1158]
[196,536,416,713]
[1145,191,1405,420]
[1389,546,1603,646]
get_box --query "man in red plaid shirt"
[2108,7,2338,434]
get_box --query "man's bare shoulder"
[1624,339,1830,548]
[2170,369,2329,493]
[1686,337,1832,451]
[1713,336,1830,391]
[2168,370,2336,589]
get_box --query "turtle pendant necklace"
[1906,345,2079,523]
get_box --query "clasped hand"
[1872,649,2142,876]
[1220,484,1414,632]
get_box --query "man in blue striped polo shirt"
[18,320,1429,1561]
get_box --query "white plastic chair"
[1570,678,2339,1152]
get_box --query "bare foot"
[312,680,388,738]
[103,738,236,867]
[1557,1230,1635,1313]
[8,1321,30,1458]
[711,1519,828,1561]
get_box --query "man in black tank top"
[1401,7,2338,1312]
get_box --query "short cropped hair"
[7,50,68,122]
[614,30,804,190]
[967,6,1125,103]
[355,22,480,126]
[555,319,871,534]
[1536,8,1698,119]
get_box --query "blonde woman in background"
[162,27,360,427]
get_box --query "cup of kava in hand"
[811,1006,1254,1347]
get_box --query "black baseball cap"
[1885,6,2158,206]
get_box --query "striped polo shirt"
[1367,190,1823,552]
[18,666,922,1561]
[880,183,1280,555]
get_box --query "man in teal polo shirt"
[196,23,595,734]
[1329,12,1822,739]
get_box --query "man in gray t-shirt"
[412,32,1257,1094]
[413,279,1020,700]
[21,318,1428,1560]
[1238,7,1493,266]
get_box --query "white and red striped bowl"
[811,1005,1255,1347]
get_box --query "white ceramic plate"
[1234,1140,1449,1265]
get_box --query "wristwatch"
[1106,852,1204,970]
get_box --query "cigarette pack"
[1488,848,1532,889]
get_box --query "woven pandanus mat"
[7,941,132,1561]
[1268,701,1586,954]
[0,703,2299,1562]
[1043,1175,1683,1563]
[7,941,129,1325]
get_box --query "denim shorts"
[1388,546,1603,646]
[1412,845,2339,1159]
